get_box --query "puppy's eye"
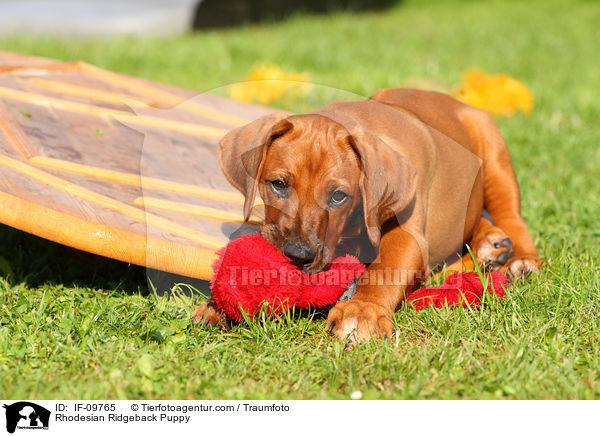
[269,179,288,198]
[329,190,348,207]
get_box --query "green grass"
[0,0,599,399]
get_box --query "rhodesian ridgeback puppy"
[193,88,543,343]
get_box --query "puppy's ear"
[219,111,292,220]
[348,134,417,248]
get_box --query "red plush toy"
[405,271,508,311]
[209,234,508,321]
[210,234,365,322]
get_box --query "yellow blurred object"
[229,63,312,105]
[452,69,533,116]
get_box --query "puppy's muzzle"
[283,241,316,269]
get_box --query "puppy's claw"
[502,255,543,281]
[326,319,336,335]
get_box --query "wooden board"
[0,51,273,280]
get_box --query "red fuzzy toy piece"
[210,234,365,321]
[209,234,509,322]
[406,271,508,311]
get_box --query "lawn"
[0,0,599,399]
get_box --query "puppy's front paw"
[502,255,544,280]
[326,299,393,345]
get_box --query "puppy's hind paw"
[191,299,229,330]
[502,255,544,281]
[474,228,514,271]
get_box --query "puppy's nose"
[283,242,315,266]
[496,252,510,265]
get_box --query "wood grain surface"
[0,51,271,280]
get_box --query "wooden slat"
[29,155,256,205]
[79,62,251,126]
[0,153,226,249]
[0,85,229,138]
[0,61,80,74]
[133,196,262,223]
[0,189,217,280]
[29,77,161,108]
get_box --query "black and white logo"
[3,402,50,434]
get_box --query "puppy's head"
[219,111,416,272]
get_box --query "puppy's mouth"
[292,259,326,274]
[286,243,331,275]
[260,224,332,274]
[300,251,332,275]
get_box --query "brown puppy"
[194,88,543,343]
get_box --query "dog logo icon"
[2,402,50,433]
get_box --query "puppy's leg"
[443,216,513,274]
[460,109,543,279]
[327,226,427,344]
